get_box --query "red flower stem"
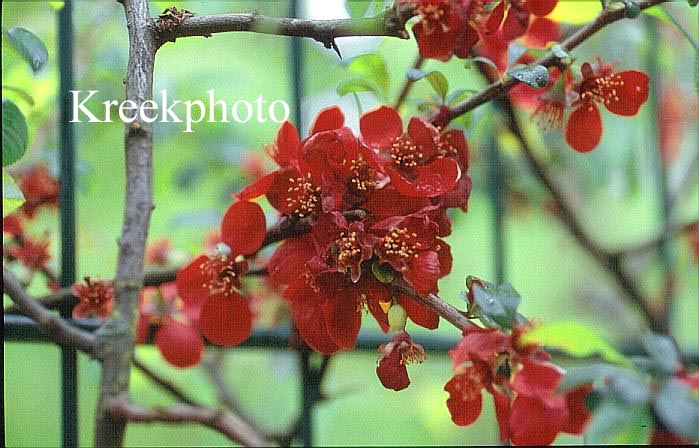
[394,55,425,109]
[432,0,669,124]
[393,277,475,331]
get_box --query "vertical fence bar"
[289,1,313,445]
[487,119,506,284]
[57,0,78,445]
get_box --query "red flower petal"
[565,103,602,153]
[221,200,266,256]
[502,6,529,41]
[407,117,438,158]
[563,384,592,434]
[485,1,506,35]
[398,294,440,330]
[234,171,276,201]
[267,121,301,166]
[323,293,362,350]
[649,429,693,445]
[286,276,341,355]
[199,292,252,347]
[454,24,480,59]
[604,70,650,116]
[360,105,403,149]
[388,157,461,198]
[135,312,152,344]
[363,188,432,220]
[526,17,560,47]
[527,0,558,16]
[413,18,457,62]
[449,326,510,368]
[376,344,410,391]
[509,394,568,446]
[437,240,452,277]
[176,255,209,308]
[404,250,441,296]
[445,368,486,426]
[155,319,204,368]
[492,389,511,442]
[512,358,563,397]
[268,235,316,286]
[310,106,345,135]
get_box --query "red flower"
[145,237,172,266]
[407,0,479,61]
[9,235,51,271]
[3,214,24,238]
[236,107,352,218]
[71,277,114,319]
[566,60,649,152]
[136,283,204,368]
[17,164,60,218]
[483,0,558,41]
[360,105,467,202]
[445,325,592,445]
[376,330,426,391]
[176,200,266,347]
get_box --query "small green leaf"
[559,364,628,391]
[347,53,389,96]
[371,261,394,284]
[337,78,378,97]
[608,372,650,404]
[2,85,35,106]
[446,89,476,106]
[522,321,626,363]
[465,56,500,74]
[507,43,529,68]
[2,99,29,166]
[387,302,407,331]
[654,379,699,440]
[3,27,49,73]
[621,0,641,18]
[472,282,521,330]
[406,69,449,102]
[641,332,679,375]
[550,44,569,60]
[507,64,550,89]
[3,169,25,216]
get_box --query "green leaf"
[465,56,500,74]
[3,169,25,216]
[2,85,35,106]
[559,364,628,391]
[585,400,651,444]
[2,99,29,166]
[608,372,650,404]
[337,78,379,97]
[406,69,449,102]
[472,282,521,330]
[507,64,550,89]
[345,0,390,18]
[446,89,475,106]
[654,379,699,440]
[641,332,679,375]
[550,44,569,60]
[371,261,394,284]
[347,53,389,96]
[522,321,626,363]
[3,27,49,73]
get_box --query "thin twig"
[394,55,424,109]
[109,394,275,447]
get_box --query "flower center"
[417,1,451,34]
[436,130,459,158]
[581,73,626,108]
[390,136,425,169]
[533,100,565,130]
[285,174,321,218]
[336,231,362,269]
[380,227,422,266]
[349,157,378,192]
[199,254,246,297]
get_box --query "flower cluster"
[201,105,472,358]
[71,277,114,319]
[445,325,591,445]
[405,0,558,61]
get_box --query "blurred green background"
[3,0,698,446]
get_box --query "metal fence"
[1,1,509,446]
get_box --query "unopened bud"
[388,302,408,332]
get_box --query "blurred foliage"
[2,0,698,446]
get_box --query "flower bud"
[388,302,408,332]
